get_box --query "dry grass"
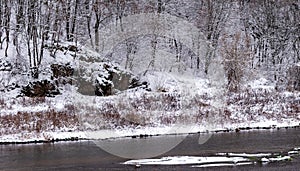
[226,88,300,122]
[0,98,5,107]
[19,97,47,106]
[79,92,212,130]
[1,89,298,135]
[0,110,79,135]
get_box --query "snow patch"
[123,156,250,165]
[216,152,272,158]
[192,162,253,168]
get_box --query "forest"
[0,0,299,92]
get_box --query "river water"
[1,128,300,170]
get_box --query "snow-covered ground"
[123,150,296,168]
[124,156,251,165]
[1,41,300,143]
[0,71,299,143]
[1,119,299,143]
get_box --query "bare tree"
[221,32,251,92]
[92,0,112,52]
[84,0,93,47]
[241,0,300,84]
[197,0,232,74]
[0,0,3,50]
[3,0,11,57]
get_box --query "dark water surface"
[1,128,300,171]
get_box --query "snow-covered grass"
[0,80,299,143]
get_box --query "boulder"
[51,63,74,85]
[77,62,149,96]
[94,63,149,96]
[51,63,74,78]
[21,80,60,97]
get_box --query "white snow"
[261,157,270,163]
[192,162,253,168]
[1,27,300,144]
[216,152,272,157]
[288,151,299,155]
[123,156,250,165]
[261,156,291,163]
[0,131,87,143]
[123,152,296,167]
[247,77,275,90]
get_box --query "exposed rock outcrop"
[51,63,74,78]
[51,63,74,85]
[95,63,149,96]
[77,62,149,96]
[21,80,60,97]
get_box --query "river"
[1,128,300,170]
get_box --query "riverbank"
[1,83,299,145]
[1,120,299,145]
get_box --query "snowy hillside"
[0,43,299,143]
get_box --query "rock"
[51,63,74,86]
[111,72,131,91]
[93,62,149,96]
[95,78,113,96]
[75,62,149,96]
[77,78,98,96]
[51,63,74,78]
[129,78,148,89]
[21,80,60,97]
[68,45,79,52]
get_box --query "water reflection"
[0,128,299,170]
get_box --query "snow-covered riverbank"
[1,119,299,144]
[1,68,299,144]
